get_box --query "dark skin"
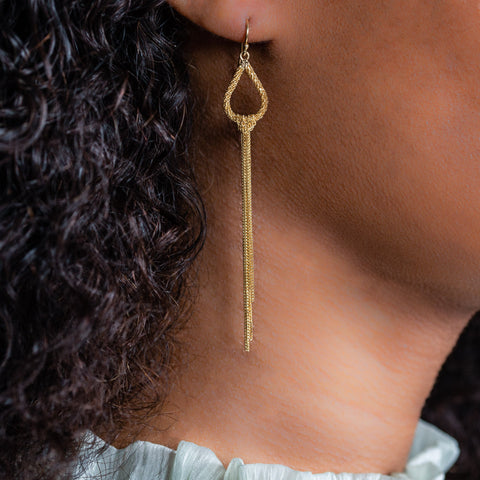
[115,1,480,474]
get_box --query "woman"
[1,0,480,478]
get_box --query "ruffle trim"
[73,419,460,480]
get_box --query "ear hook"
[240,18,250,62]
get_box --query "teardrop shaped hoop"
[223,60,268,132]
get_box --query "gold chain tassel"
[241,128,254,348]
[223,19,268,351]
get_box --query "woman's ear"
[166,0,277,43]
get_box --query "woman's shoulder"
[72,419,459,480]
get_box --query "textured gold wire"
[223,19,268,352]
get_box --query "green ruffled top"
[73,419,459,480]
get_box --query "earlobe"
[166,0,277,43]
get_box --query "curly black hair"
[0,1,479,479]
[0,1,205,478]
[422,311,480,480]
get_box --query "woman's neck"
[121,173,471,474]
[113,31,473,474]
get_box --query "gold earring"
[223,18,268,352]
